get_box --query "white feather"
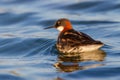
[57,26,64,31]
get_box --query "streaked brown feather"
[57,29,103,46]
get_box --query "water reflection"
[54,50,106,72]
[54,77,64,80]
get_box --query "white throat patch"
[56,26,64,31]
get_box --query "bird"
[44,18,104,53]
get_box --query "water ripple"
[0,0,120,80]
[57,1,103,11]
[0,38,55,58]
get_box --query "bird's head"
[44,18,73,32]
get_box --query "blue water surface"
[0,0,120,80]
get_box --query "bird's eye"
[57,21,61,25]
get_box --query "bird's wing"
[58,29,96,46]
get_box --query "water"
[0,0,120,80]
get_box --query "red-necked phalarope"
[44,18,104,53]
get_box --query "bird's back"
[56,29,103,53]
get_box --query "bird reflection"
[54,49,106,72]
